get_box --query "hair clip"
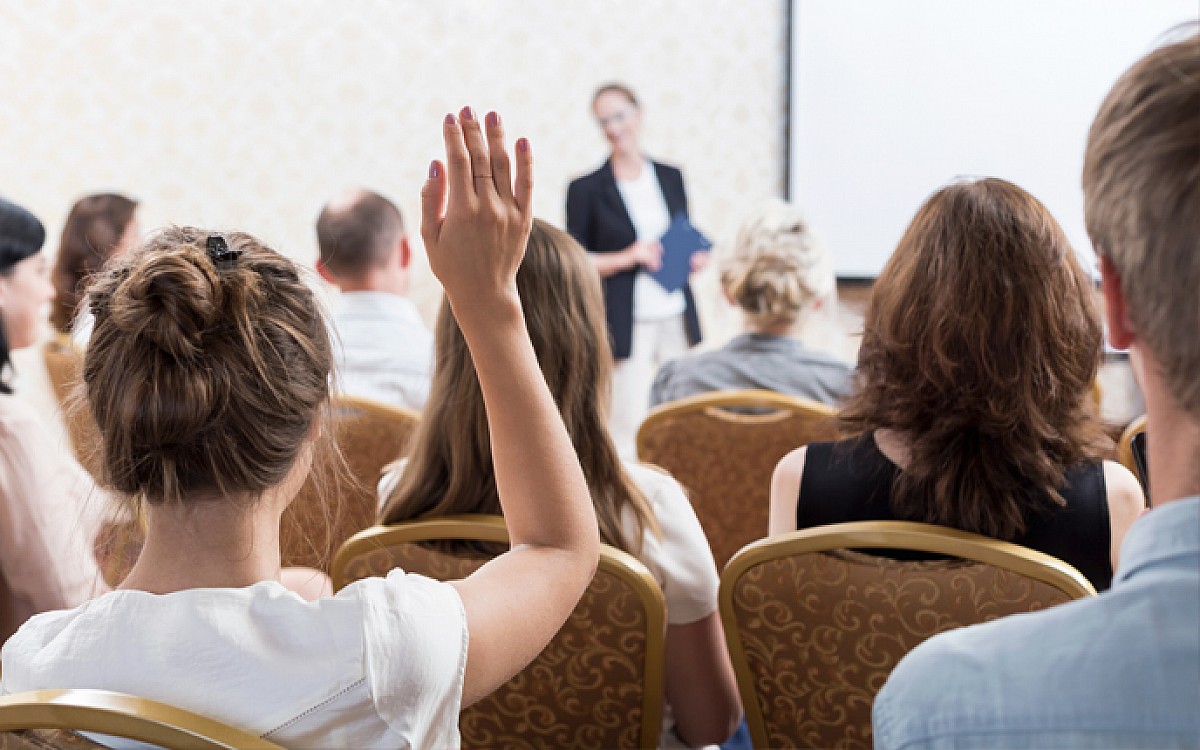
[206,234,242,270]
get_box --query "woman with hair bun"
[769,178,1144,592]
[0,196,107,643]
[2,110,600,748]
[650,198,851,408]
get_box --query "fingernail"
[461,106,475,122]
[428,160,440,179]
[485,111,500,128]
[516,137,529,153]
[444,113,455,126]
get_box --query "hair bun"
[108,246,222,360]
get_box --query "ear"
[398,235,411,270]
[315,258,336,284]
[1100,255,1135,350]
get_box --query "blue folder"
[650,216,712,293]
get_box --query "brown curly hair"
[840,178,1110,540]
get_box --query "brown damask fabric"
[639,405,839,570]
[729,549,1078,749]
[280,402,418,572]
[0,730,106,750]
[342,543,657,749]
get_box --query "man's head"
[315,189,410,293]
[1085,29,1200,420]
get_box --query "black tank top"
[797,435,1113,590]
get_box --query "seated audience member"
[380,219,743,748]
[2,111,601,748]
[0,197,108,643]
[650,198,851,408]
[316,188,434,410]
[49,193,140,344]
[769,177,1144,592]
[873,31,1200,748]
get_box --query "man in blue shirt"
[873,29,1200,749]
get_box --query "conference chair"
[41,335,103,480]
[280,395,420,571]
[636,390,839,570]
[92,514,146,587]
[332,515,667,750]
[1116,414,1148,493]
[0,689,281,750]
[720,521,1096,750]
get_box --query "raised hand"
[421,107,533,322]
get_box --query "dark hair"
[1084,26,1200,419]
[381,219,660,553]
[50,193,139,332]
[592,82,640,110]
[84,226,332,504]
[0,197,47,394]
[840,178,1109,541]
[315,190,404,278]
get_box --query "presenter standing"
[567,83,703,457]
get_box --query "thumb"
[420,159,447,248]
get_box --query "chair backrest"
[0,689,281,749]
[92,515,146,588]
[332,515,667,750]
[1116,413,1148,491]
[281,395,420,571]
[41,336,103,480]
[636,389,840,570]
[720,521,1096,750]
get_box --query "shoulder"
[567,164,609,192]
[623,460,687,506]
[651,159,683,180]
[1100,460,1144,512]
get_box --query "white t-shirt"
[616,162,687,322]
[379,460,718,627]
[1,571,468,749]
[328,291,435,411]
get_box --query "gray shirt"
[649,333,852,408]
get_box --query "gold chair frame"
[332,515,667,749]
[636,389,840,569]
[720,521,1096,749]
[0,689,281,749]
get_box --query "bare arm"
[1102,459,1145,570]
[769,447,807,536]
[665,613,743,746]
[421,108,599,707]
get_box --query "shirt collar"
[1113,496,1200,585]
[335,291,423,322]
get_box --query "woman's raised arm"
[422,108,600,706]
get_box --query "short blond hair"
[719,198,833,330]
[1083,27,1200,417]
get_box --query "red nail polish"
[485,111,500,128]
[444,113,455,126]
[461,107,475,122]
[429,160,440,179]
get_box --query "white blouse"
[1,570,468,749]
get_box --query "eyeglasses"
[596,107,635,128]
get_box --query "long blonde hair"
[380,219,660,553]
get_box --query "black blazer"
[565,159,702,360]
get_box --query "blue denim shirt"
[872,498,1200,749]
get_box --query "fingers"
[460,107,493,196]
[513,137,533,215]
[485,112,513,202]
[420,159,447,249]
[443,113,473,203]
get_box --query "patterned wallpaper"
[2,0,789,338]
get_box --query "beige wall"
[2,0,789,338]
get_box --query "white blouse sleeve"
[626,463,720,625]
[355,569,468,748]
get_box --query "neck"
[1133,345,1200,507]
[610,149,643,176]
[746,313,805,339]
[120,492,286,593]
[337,268,409,296]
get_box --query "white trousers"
[610,315,689,459]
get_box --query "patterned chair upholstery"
[720,521,1096,750]
[281,395,420,571]
[41,335,103,481]
[332,515,667,749]
[1116,414,1148,492]
[637,389,840,570]
[0,689,281,749]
